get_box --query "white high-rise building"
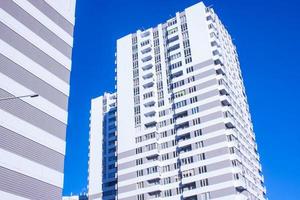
[88,93,117,200]
[115,2,266,200]
[0,0,76,199]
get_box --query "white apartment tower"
[0,0,76,199]
[115,2,266,200]
[88,93,117,200]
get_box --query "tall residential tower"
[0,0,76,199]
[116,2,266,200]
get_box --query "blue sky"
[63,0,300,199]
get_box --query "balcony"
[174,110,188,120]
[220,95,231,106]
[181,181,196,192]
[175,121,189,131]
[144,97,155,107]
[144,111,156,117]
[170,70,183,79]
[177,144,192,153]
[148,187,161,196]
[219,84,229,96]
[234,178,247,192]
[141,55,152,63]
[175,132,190,142]
[147,177,160,185]
[215,64,225,75]
[144,115,156,126]
[168,43,180,53]
[224,112,236,129]
[143,81,154,89]
[167,35,179,45]
[143,104,155,116]
[146,149,159,160]
[145,121,157,129]
[141,46,152,54]
[142,72,154,79]
[142,63,153,71]
[141,31,150,38]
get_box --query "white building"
[115,2,266,200]
[63,194,88,200]
[0,0,76,199]
[88,93,117,200]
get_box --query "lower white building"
[63,194,88,200]
[88,93,117,200]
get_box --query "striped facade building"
[115,2,266,200]
[0,0,76,199]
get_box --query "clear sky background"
[63,0,300,199]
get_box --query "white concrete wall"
[116,35,136,153]
[88,97,103,197]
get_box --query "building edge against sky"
[0,0,76,199]
[88,1,266,200]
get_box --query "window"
[134,106,140,114]
[133,87,139,95]
[183,40,190,48]
[154,39,160,47]
[199,179,209,187]
[174,90,186,98]
[174,100,187,109]
[182,31,189,39]
[187,76,195,83]
[133,69,139,78]
[137,194,145,200]
[155,55,161,63]
[190,96,198,103]
[169,61,182,70]
[158,91,164,99]
[132,36,137,44]
[158,100,164,107]
[136,158,143,165]
[155,64,162,72]
[153,30,159,38]
[137,170,143,177]
[184,48,191,57]
[133,78,139,87]
[195,141,204,149]
[168,52,181,61]
[185,56,192,64]
[141,40,150,46]
[147,166,158,174]
[163,177,171,184]
[167,27,178,35]
[181,23,188,31]
[199,166,207,174]
[186,66,194,73]
[198,153,206,161]
[181,156,193,165]
[164,189,172,197]
[137,181,144,189]
[143,91,153,99]
[168,18,177,26]
[136,147,142,154]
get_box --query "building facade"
[63,194,88,200]
[116,2,266,200]
[0,0,76,199]
[88,93,117,200]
